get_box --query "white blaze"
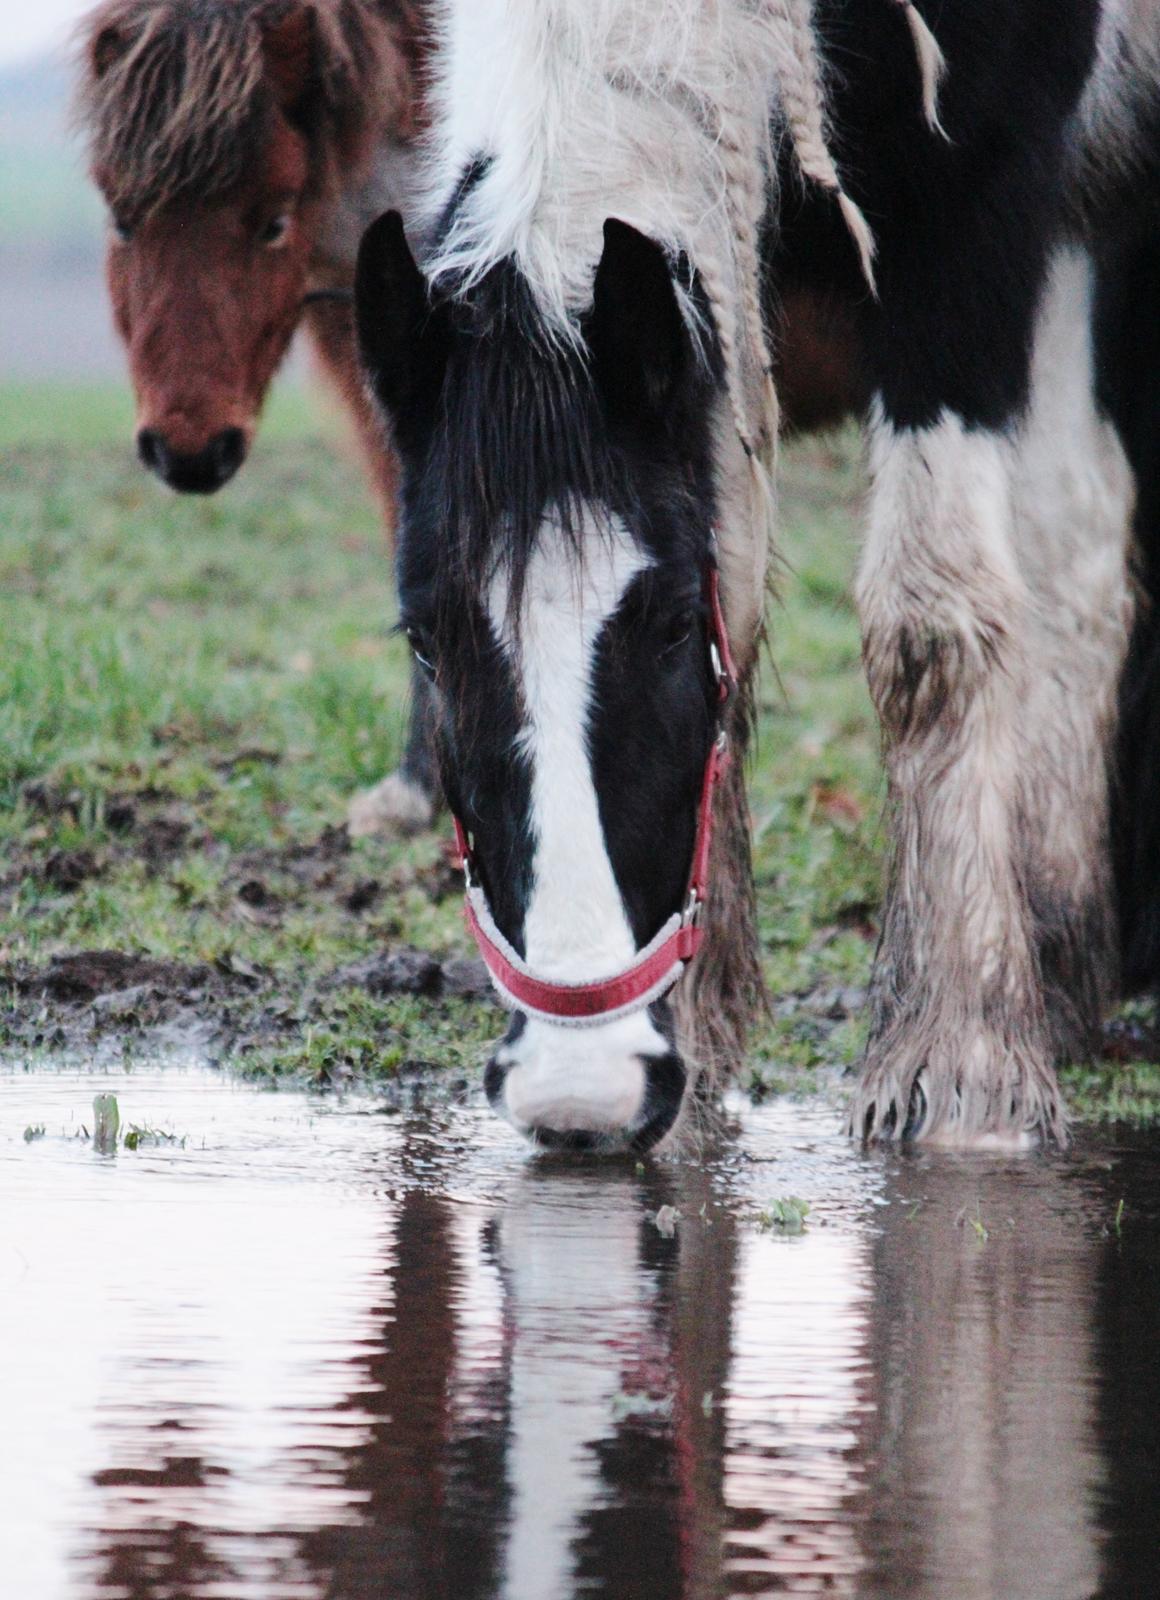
[487,513,671,1138]
[489,513,648,982]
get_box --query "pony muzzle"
[137,426,248,494]
[484,1007,687,1153]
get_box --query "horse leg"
[1098,229,1160,994]
[852,237,1134,1144]
[852,398,1059,1145]
[1007,248,1133,1059]
[851,229,1137,1141]
[856,193,1114,1147]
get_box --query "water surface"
[2,1063,1157,1598]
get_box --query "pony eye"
[406,628,436,679]
[259,212,291,247]
[659,609,696,657]
[111,215,133,243]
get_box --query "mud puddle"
[2,1063,1158,1598]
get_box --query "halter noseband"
[451,552,738,1026]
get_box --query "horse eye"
[659,609,696,657]
[111,216,133,243]
[406,629,436,680]
[259,213,291,248]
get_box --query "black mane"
[390,254,719,634]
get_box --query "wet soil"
[2,929,494,1064]
[3,1064,1159,1599]
[2,783,498,1071]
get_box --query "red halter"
[451,555,738,1025]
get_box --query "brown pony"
[76,0,422,495]
[75,0,439,829]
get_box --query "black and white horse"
[355,0,1160,1152]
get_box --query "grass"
[1,380,1156,1119]
[757,1196,811,1234]
[0,380,322,450]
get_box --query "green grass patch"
[2,388,1156,1117]
[1061,1060,1160,1126]
[0,379,321,449]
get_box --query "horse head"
[357,212,745,1152]
[78,0,406,492]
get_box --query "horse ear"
[90,25,129,79]
[588,219,689,422]
[356,210,444,424]
[258,3,317,113]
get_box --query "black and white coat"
[357,0,1160,1149]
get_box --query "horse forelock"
[422,263,635,623]
[74,0,410,219]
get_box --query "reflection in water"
[856,1157,1109,1600]
[1093,1146,1160,1600]
[1,1069,1157,1597]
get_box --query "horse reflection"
[479,1163,733,1600]
[73,1107,1150,1600]
[294,1133,872,1599]
[855,1154,1109,1600]
[290,1150,738,1600]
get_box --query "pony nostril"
[628,1052,686,1152]
[483,1055,511,1106]
[210,427,246,484]
[136,428,167,477]
[140,429,247,494]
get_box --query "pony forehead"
[76,0,270,217]
[409,266,631,602]
[486,511,654,634]
[74,0,400,218]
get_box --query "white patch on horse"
[425,0,795,654]
[851,247,1135,1145]
[488,513,648,982]
[486,513,673,1138]
[497,1029,650,1137]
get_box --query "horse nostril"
[483,1055,511,1107]
[209,427,246,484]
[138,428,247,494]
[136,428,167,477]
[629,1052,687,1152]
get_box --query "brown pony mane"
[74,0,419,219]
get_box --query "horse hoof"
[847,1032,1065,1149]
[348,772,436,837]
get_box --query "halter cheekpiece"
[451,546,738,1026]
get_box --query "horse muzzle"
[484,1006,687,1153]
[137,426,247,494]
